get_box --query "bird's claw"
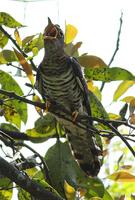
[45,100,51,112]
[72,111,79,122]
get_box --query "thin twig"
[124,137,135,143]
[100,12,123,91]
[7,63,24,71]
[86,115,135,157]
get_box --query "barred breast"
[39,59,83,113]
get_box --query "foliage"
[0,12,135,200]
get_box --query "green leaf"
[0,122,20,132]
[89,90,109,135]
[24,33,43,53]
[0,178,13,200]
[78,55,107,68]
[0,12,23,28]
[35,33,44,50]
[84,67,135,81]
[4,106,21,128]
[33,171,62,199]
[2,50,17,62]
[0,70,28,124]
[45,140,84,197]
[0,50,17,65]
[113,81,135,101]
[81,177,104,199]
[71,41,82,56]
[26,113,57,142]
[109,182,135,198]
[45,141,104,198]
[102,190,113,200]
[89,91,108,119]
[22,34,36,47]
[0,51,7,64]
[64,42,81,57]
[18,188,31,200]
[0,30,8,48]
[32,47,38,57]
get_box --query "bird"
[36,17,102,176]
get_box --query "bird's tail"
[59,117,102,176]
[66,129,102,176]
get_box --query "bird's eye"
[59,30,64,38]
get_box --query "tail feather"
[67,131,102,176]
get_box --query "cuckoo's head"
[43,18,64,53]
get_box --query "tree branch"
[0,26,37,72]
[0,130,51,185]
[100,12,123,91]
[17,142,51,184]
[0,156,63,200]
[0,89,135,158]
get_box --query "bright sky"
[1,0,135,73]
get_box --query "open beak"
[43,17,58,39]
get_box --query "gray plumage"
[36,18,102,176]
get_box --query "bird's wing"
[67,57,92,118]
[35,62,46,100]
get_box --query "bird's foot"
[72,111,79,122]
[45,100,51,112]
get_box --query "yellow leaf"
[14,29,22,47]
[121,96,135,103]
[113,81,135,101]
[129,114,135,125]
[78,188,87,197]
[4,106,21,128]
[13,48,34,85]
[33,95,43,116]
[32,47,38,56]
[90,198,102,200]
[129,98,135,115]
[65,24,78,44]
[87,81,101,100]
[107,171,135,182]
[130,98,135,107]
[64,180,75,200]
[78,55,107,68]
[108,113,121,120]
